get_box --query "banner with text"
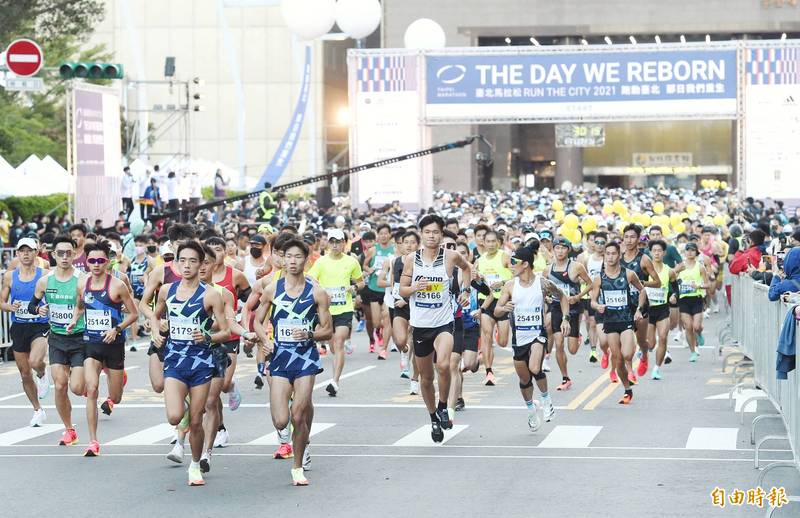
[425,48,738,122]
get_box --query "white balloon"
[403,18,446,49]
[335,0,382,40]
[281,0,336,40]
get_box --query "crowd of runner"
[3,185,799,487]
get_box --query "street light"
[335,105,350,126]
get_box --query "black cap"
[512,246,535,266]
[249,234,267,245]
[685,242,699,252]
[302,232,316,244]
[553,236,570,248]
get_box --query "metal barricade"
[0,269,12,362]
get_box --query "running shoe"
[318,345,328,356]
[600,351,609,369]
[188,463,205,486]
[430,420,444,443]
[637,355,649,377]
[628,372,638,385]
[254,375,264,389]
[273,443,294,459]
[200,450,211,473]
[29,408,46,427]
[101,398,114,416]
[129,344,137,352]
[542,397,555,422]
[368,342,375,354]
[123,369,128,387]
[376,331,384,348]
[527,400,544,432]
[291,467,309,486]
[609,370,618,383]
[214,428,229,448]
[356,320,365,333]
[345,339,354,355]
[302,445,311,472]
[58,428,78,446]
[409,379,420,395]
[618,393,633,405]
[436,407,453,430]
[389,343,398,352]
[651,366,662,380]
[326,381,338,397]
[84,440,100,457]
[400,368,410,379]
[556,379,573,391]
[455,398,465,412]
[228,381,242,411]
[377,349,387,360]
[243,342,254,358]
[664,350,673,364]
[689,351,700,363]
[400,351,409,371]
[167,443,184,464]
[542,355,551,372]
[35,368,49,400]
[484,371,496,386]
[697,333,705,347]
[588,348,599,363]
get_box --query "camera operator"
[767,229,800,302]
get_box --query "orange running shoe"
[101,398,114,416]
[600,351,610,370]
[58,428,78,446]
[484,371,496,386]
[556,379,573,391]
[273,443,294,459]
[377,349,387,360]
[618,393,633,405]
[84,440,100,457]
[609,370,618,383]
[123,369,128,387]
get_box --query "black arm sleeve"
[238,287,252,304]
[28,296,42,315]
[471,279,491,297]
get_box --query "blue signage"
[426,49,737,104]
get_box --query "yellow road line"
[564,370,612,410]
[583,360,640,410]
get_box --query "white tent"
[0,154,71,197]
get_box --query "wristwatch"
[114,325,122,335]
[307,330,315,341]
[562,315,569,322]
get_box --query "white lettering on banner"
[627,60,726,83]
[86,309,112,331]
[529,63,577,85]
[583,62,621,83]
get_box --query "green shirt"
[45,270,85,335]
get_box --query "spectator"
[0,211,10,247]
[141,178,161,220]
[729,229,766,274]
[768,247,800,301]
[121,166,136,220]
[166,171,179,212]
[138,168,153,220]
[214,169,228,200]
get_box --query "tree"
[0,1,104,44]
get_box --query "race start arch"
[348,40,800,208]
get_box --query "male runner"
[253,237,333,486]
[495,244,564,429]
[1,237,51,426]
[674,242,712,362]
[449,242,483,412]
[399,215,471,443]
[69,224,89,273]
[362,224,394,357]
[647,225,680,363]
[644,239,676,379]
[475,230,512,385]
[30,235,86,445]
[128,234,150,341]
[68,241,138,456]
[151,240,229,486]
[386,231,420,389]
[307,228,363,397]
[578,232,607,364]
[547,236,592,391]
[590,241,647,404]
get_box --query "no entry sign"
[5,39,43,77]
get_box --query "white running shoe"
[35,369,50,400]
[213,428,229,448]
[167,442,184,464]
[400,351,409,371]
[409,379,420,395]
[389,343,398,352]
[542,355,551,372]
[345,340,354,355]
[29,408,46,427]
[541,397,555,422]
[302,445,311,471]
[527,401,543,432]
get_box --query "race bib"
[326,286,347,306]
[13,300,35,319]
[646,287,667,306]
[170,315,198,341]
[372,255,387,271]
[485,273,501,286]
[392,282,401,300]
[49,303,74,325]
[515,308,542,330]
[603,290,628,308]
[86,309,112,331]
[552,280,571,299]
[277,318,309,344]
[679,281,696,295]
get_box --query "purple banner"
[75,89,106,177]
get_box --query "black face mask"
[146,245,157,254]
[250,248,263,258]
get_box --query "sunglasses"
[54,250,73,258]
[87,257,108,265]
[510,257,523,265]
[443,243,456,250]
[594,240,607,246]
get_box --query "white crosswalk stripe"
[107,424,177,445]
[537,425,603,448]
[685,427,739,450]
[392,425,469,446]
[0,425,62,446]
[248,422,336,445]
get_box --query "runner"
[442,231,469,418]
[0,237,51,426]
[67,241,138,456]
[399,215,471,443]
[495,243,564,429]
[578,231,607,364]
[151,240,229,487]
[474,230,512,386]
[307,228,363,397]
[362,224,394,358]
[388,230,420,391]
[253,237,333,486]
[644,239,676,379]
[69,224,89,273]
[449,241,482,413]
[590,241,647,404]
[647,225,681,364]
[30,235,86,446]
[673,242,712,362]
[546,236,592,391]
[238,234,269,287]
[128,234,150,342]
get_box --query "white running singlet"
[511,275,545,346]
[409,248,453,328]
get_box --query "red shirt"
[729,246,762,275]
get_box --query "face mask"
[135,246,145,255]
[250,248,263,259]
[146,245,157,254]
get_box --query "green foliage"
[2,194,68,221]
[201,187,248,200]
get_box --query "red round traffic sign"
[5,39,43,77]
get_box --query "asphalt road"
[0,311,796,517]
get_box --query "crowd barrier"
[0,270,11,362]
[729,275,800,515]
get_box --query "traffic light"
[58,61,124,79]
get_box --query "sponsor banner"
[555,123,605,148]
[425,48,737,121]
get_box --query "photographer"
[767,231,800,301]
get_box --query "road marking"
[583,382,619,410]
[313,366,376,390]
[248,422,336,445]
[0,403,568,410]
[0,392,27,402]
[0,365,143,401]
[565,370,611,410]
[538,425,603,448]
[107,423,176,445]
[685,427,739,450]
[393,424,468,446]
[705,389,763,412]
[0,425,62,446]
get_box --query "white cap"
[359,222,371,230]
[326,228,346,241]
[15,237,37,251]
[783,224,794,234]
[160,242,174,256]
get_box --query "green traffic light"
[57,61,124,80]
